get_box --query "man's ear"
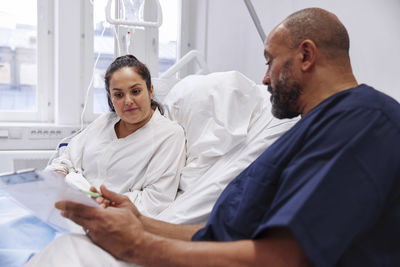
[299,39,317,72]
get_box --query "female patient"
[47,55,186,217]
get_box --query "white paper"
[0,170,101,232]
[65,172,92,192]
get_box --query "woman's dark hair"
[104,54,163,114]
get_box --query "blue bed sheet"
[0,190,65,267]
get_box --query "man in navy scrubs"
[32,7,400,267]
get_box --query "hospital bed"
[0,69,297,266]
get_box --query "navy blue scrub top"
[192,84,400,267]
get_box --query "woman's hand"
[55,170,67,177]
[90,185,140,218]
[98,185,141,217]
[90,186,111,208]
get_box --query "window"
[158,0,178,73]
[0,0,52,122]
[0,1,37,111]
[0,0,182,121]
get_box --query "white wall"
[199,0,400,101]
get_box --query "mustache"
[267,85,273,93]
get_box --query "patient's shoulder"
[74,112,116,136]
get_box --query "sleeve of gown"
[124,126,186,217]
[252,108,400,266]
[45,131,85,175]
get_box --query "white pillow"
[163,71,264,191]
[158,71,298,224]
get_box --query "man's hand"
[55,195,144,261]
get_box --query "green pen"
[82,190,102,198]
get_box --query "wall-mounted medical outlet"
[28,128,78,140]
[0,125,81,150]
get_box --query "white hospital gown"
[46,109,186,217]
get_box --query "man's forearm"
[126,228,311,267]
[140,215,203,241]
[55,200,309,266]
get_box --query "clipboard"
[0,169,100,232]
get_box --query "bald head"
[263,8,358,117]
[281,8,350,59]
